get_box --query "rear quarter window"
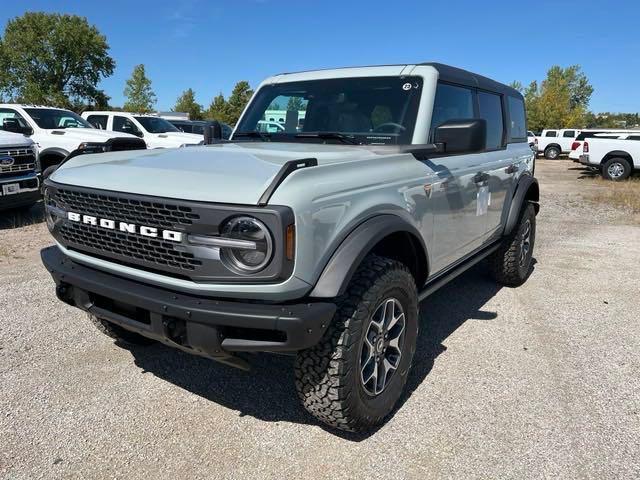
[507,96,526,142]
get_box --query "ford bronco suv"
[41,63,539,432]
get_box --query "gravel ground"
[1,159,639,479]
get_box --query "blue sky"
[2,0,639,113]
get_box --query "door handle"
[505,163,518,174]
[473,172,490,184]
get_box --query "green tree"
[174,88,203,120]
[286,96,305,111]
[226,81,253,124]
[0,12,114,107]
[206,93,231,124]
[517,65,593,131]
[123,64,156,113]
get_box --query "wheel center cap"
[375,337,385,355]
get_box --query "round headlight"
[220,216,273,273]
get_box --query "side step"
[418,242,501,301]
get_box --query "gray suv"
[41,63,539,432]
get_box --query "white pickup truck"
[579,135,640,180]
[82,111,203,148]
[0,104,142,174]
[537,128,580,159]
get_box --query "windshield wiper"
[295,132,360,145]
[233,131,271,141]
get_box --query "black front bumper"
[41,246,336,360]
[0,174,41,210]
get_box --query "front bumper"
[0,173,41,210]
[41,246,336,360]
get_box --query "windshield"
[134,116,180,133]
[235,76,422,145]
[24,108,93,129]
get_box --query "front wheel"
[489,203,536,287]
[294,255,418,432]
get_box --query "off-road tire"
[601,157,632,181]
[294,255,418,432]
[88,314,155,346]
[489,203,536,287]
[544,146,560,160]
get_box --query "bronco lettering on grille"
[67,211,183,242]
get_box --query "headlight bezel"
[218,215,274,274]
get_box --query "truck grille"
[59,222,202,271]
[0,147,36,178]
[53,188,201,228]
[45,181,292,283]
[47,187,204,276]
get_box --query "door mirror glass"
[434,119,486,154]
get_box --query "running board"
[418,242,501,301]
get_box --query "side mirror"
[3,118,32,135]
[203,121,223,144]
[434,119,486,154]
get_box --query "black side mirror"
[203,121,223,144]
[2,118,31,135]
[434,119,486,154]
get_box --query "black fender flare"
[602,150,633,164]
[39,147,69,159]
[504,174,539,236]
[309,215,428,298]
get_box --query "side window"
[628,136,640,141]
[113,116,142,136]
[430,83,474,140]
[545,130,557,137]
[86,115,108,129]
[478,91,504,149]
[507,96,527,142]
[563,130,575,138]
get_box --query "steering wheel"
[372,122,406,133]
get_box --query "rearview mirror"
[434,119,486,154]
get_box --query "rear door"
[560,129,577,152]
[475,90,513,240]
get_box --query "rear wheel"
[88,314,155,346]
[544,146,560,160]
[294,255,418,432]
[601,157,631,181]
[489,203,536,287]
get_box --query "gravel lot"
[1,159,639,479]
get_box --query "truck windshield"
[24,108,93,129]
[234,76,422,145]
[134,116,180,133]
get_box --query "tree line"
[1,12,638,129]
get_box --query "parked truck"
[0,130,40,211]
[41,62,539,432]
[0,104,143,175]
[579,135,640,180]
[536,128,580,159]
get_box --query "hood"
[47,128,138,142]
[0,130,34,147]
[50,142,380,204]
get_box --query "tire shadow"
[126,262,512,439]
[0,201,45,230]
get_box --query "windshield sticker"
[402,83,412,91]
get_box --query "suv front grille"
[54,188,200,228]
[45,182,293,283]
[59,222,202,271]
